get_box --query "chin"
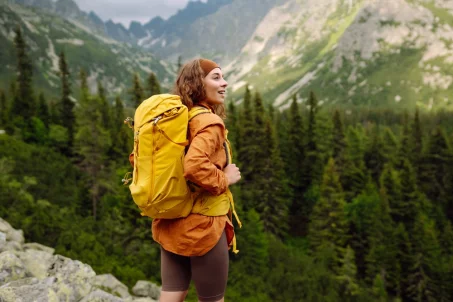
[208,99,224,105]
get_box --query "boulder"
[16,249,55,279]
[0,232,6,252]
[80,289,124,302]
[23,242,55,255]
[132,298,158,302]
[47,255,96,301]
[0,251,27,284]
[93,274,131,299]
[0,218,24,244]
[0,277,58,302]
[2,240,22,252]
[132,281,161,300]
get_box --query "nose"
[222,78,228,88]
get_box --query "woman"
[152,58,242,302]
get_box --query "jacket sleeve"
[184,124,229,196]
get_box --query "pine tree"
[74,70,112,219]
[226,100,239,153]
[332,109,347,170]
[398,159,423,229]
[407,214,442,302]
[438,222,453,301]
[365,126,386,185]
[238,85,255,210]
[380,164,402,225]
[412,108,423,179]
[131,73,144,108]
[342,127,367,202]
[309,158,348,268]
[394,223,413,300]
[365,181,399,296]
[249,91,269,211]
[0,90,7,128]
[36,92,50,128]
[301,91,321,188]
[177,55,183,72]
[113,95,125,132]
[59,51,75,153]
[12,26,35,120]
[381,127,399,167]
[147,73,161,97]
[49,99,60,125]
[267,102,275,123]
[256,119,289,237]
[286,95,306,236]
[419,127,452,224]
[345,181,380,281]
[111,95,132,158]
[371,274,389,302]
[397,111,411,169]
[337,245,360,300]
[97,80,112,130]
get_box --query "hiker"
[152,58,242,302]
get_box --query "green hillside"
[0,2,173,103]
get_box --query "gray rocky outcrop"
[0,217,159,302]
[132,281,161,300]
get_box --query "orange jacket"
[152,104,235,256]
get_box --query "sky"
[73,0,201,27]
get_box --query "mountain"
[5,0,453,110]
[0,1,172,103]
[222,0,453,110]
[139,0,281,62]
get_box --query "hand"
[223,164,241,186]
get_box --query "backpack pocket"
[149,151,193,218]
[129,155,153,210]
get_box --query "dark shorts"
[160,232,229,302]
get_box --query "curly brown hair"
[173,59,226,119]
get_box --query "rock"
[79,289,124,302]
[0,231,6,251]
[0,277,58,302]
[132,281,161,300]
[47,255,96,301]
[0,251,27,284]
[23,242,55,255]
[0,218,13,234]
[3,241,22,252]
[0,218,24,244]
[0,277,40,288]
[7,228,24,244]
[93,274,131,299]
[132,298,158,302]
[16,249,55,279]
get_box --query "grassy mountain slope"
[225,0,453,111]
[0,2,173,102]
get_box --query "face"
[203,68,228,105]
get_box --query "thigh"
[160,246,191,292]
[191,232,229,302]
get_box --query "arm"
[184,124,228,196]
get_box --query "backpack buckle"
[153,116,162,125]
[124,117,134,129]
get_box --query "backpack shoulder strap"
[189,106,212,121]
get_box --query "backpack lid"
[134,94,183,129]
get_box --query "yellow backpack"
[123,94,213,218]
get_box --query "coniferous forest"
[2,27,453,302]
